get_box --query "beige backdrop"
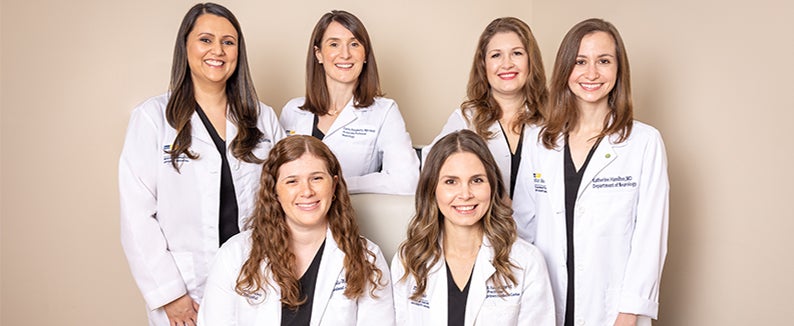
[1,0,792,325]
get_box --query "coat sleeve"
[119,105,186,310]
[345,102,420,195]
[617,129,669,319]
[389,253,409,326]
[420,109,468,163]
[517,245,557,325]
[355,244,396,326]
[197,242,243,326]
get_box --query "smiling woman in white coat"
[514,18,669,326]
[422,17,547,201]
[119,3,284,326]
[279,10,419,195]
[198,135,394,326]
[392,130,555,326]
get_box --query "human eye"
[199,37,212,43]
[575,59,586,65]
[329,42,339,48]
[442,178,457,185]
[490,52,501,59]
[599,58,611,64]
[284,178,297,185]
[472,176,487,184]
[351,41,360,47]
[223,39,235,46]
[513,50,525,56]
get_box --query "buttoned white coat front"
[513,121,669,325]
[279,97,419,195]
[119,93,285,325]
[197,229,395,326]
[391,236,556,326]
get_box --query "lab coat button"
[576,264,583,271]
[577,318,585,325]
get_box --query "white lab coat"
[279,97,419,195]
[119,93,285,325]
[513,121,669,326]
[198,228,395,326]
[423,110,539,241]
[391,236,556,326]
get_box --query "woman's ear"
[314,46,322,64]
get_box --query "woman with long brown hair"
[198,135,394,325]
[279,10,419,195]
[392,130,554,325]
[423,17,547,201]
[119,3,284,325]
[514,18,669,326]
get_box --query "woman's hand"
[164,294,200,326]
[613,312,638,326]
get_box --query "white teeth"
[500,73,517,77]
[296,203,317,208]
[580,83,601,90]
[205,59,223,67]
[335,63,353,68]
[455,205,475,211]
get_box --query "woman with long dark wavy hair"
[392,130,554,325]
[198,135,394,325]
[514,18,669,326]
[423,17,547,201]
[119,3,284,325]
[279,10,419,195]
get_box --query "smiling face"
[485,31,529,100]
[567,31,618,109]
[314,21,366,89]
[435,152,491,231]
[186,14,239,88]
[276,153,337,231]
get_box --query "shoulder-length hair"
[541,18,633,149]
[463,17,548,139]
[235,135,384,308]
[398,130,517,301]
[301,10,383,114]
[166,2,264,171]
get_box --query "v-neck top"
[281,239,327,326]
[312,114,325,140]
[562,137,601,326]
[498,122,525,199]
[446,260,473,326]
[195,106,239,246]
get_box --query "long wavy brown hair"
[462,17,547,139]
[165,2,264,171]
[301,10,383,115]
[541,18,634,149]
[398,130,518,301]
[235,135,384,307]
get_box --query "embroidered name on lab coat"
[341,127,376,139]
[533,173,547,193]
[409,286,430,309]
[591,175,637,189]
[162,144,190,164]
[333,278,347,292]
[485,285,520,299]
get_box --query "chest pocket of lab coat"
[586,179,639,236]
[476,303,519,324]
[335,125,378,175]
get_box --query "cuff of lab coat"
[618,292,659,319]
[144,280,188,311]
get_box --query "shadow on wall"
[350,193,414,262]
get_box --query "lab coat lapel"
[545,141,566,214]
[324,99,358,138]
[190,111,214,145]
[464,236,495,326]
[427,254,448,325]
[577,137,618,199]
[310,228,344,326]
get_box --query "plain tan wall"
[1,0,792,325]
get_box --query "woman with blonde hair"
[392,130,554,325]
[198,135,394,325]
[514,18,669,326]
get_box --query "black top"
[562,137,601,326]
[282,239,326,326]
[312,114,325,140]
[195,106,239,247]
[446,261,473,326]
[500,123,525,199]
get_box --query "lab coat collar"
[190,110,214,145]
[464,236,496,326]
[323,98,360,138]
[310,228,345,326]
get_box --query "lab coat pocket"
[477,303,519,325]
[321,296,357,326]
[590,191,637,236]
[171,252,197,293]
